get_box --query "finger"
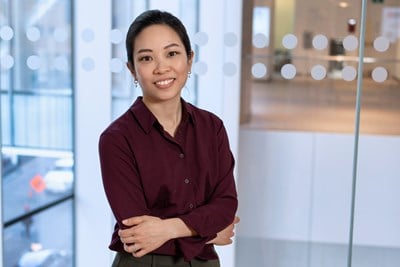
[118,228,136,238]
[124,243,135,253]
[133,248,148,258]
[120,235,136,244]
[230,230,235,237]
[224,229,234,238]
[122,216,144,226]
[118,229,129,238]
[124,242,142,253]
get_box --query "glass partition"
[1,0,74,266]
[237,0,400,266]
[352,1,400,266]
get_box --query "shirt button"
[189,203,194,209]
[179,153,185,158]
[184,178,190,184]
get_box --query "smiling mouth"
[155,78,175,86]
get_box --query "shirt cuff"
[176,235,215,261]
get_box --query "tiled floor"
[242,75,400,136]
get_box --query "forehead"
[134,24,183,51]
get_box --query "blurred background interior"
[1,0,399,266]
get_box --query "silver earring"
[188,71,191,78]
[134,79,138,87]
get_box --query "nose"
[154,58,170,74]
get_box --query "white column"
[74,0,115,266]
[197,1,243,266]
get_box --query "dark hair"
[126,10,192,66]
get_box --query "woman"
[99,9,239,267]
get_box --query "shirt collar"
[130,97,195,134]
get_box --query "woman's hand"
[119,215,170,258]
[118,215,196,258]
[207,216,240,246]
[119,214,239,257]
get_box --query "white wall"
[193,0,243,266]
[74,0,115,266]
[197,0,242,155]
[237,129,400,248]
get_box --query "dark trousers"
[112,252,220,267]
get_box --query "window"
[1,0,74,266]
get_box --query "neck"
[143,97,182,136]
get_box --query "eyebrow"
[136,43,181,54]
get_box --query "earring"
[188,71,191,78]
[134,79,138,87]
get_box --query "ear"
[188,50,194,69]
[126,62,136,79]
[188,51,194,64]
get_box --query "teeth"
[156,79,174,86]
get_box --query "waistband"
[113,252,220,267]
[115,252,189,266]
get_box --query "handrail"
[3,194,74,228]
[0,88,72,96]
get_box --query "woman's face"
[128,24,193,104]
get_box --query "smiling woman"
[126,24,193,120]
[99,10,239,267]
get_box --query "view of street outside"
[2,155,73,266]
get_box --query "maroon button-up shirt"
[99,97,238,261]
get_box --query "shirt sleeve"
[99,128,184,255]
[99,130,150,227]
[176,121,238,260]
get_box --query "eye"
[139,55,152,62]
[168,51,180,57]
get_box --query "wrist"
[164,218,196,239]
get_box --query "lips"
[155,78,175,87]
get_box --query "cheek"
[176,61,190,74]
[135,67,151,81]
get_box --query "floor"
[235,237,400,267]
[242,75,400,136]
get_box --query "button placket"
[184,178,193,210]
